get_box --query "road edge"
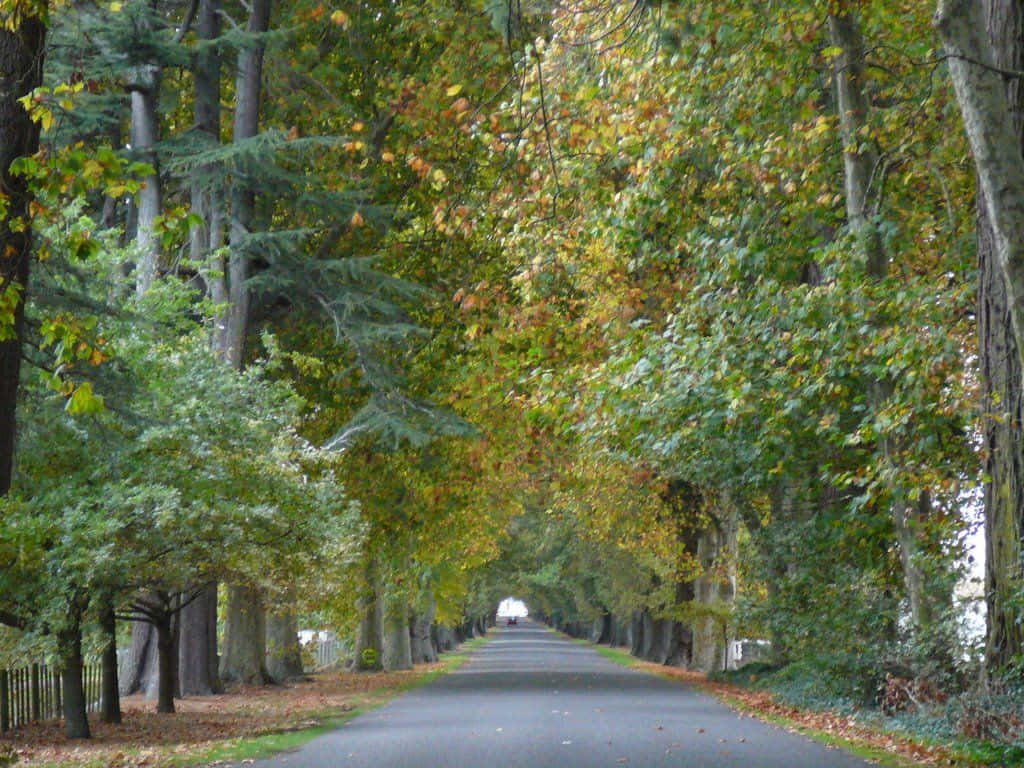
[562,634,934,768]
[184,634,494,768]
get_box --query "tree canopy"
[0,0,1022,754]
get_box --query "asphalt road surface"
[239,620,876,768]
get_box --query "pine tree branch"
[173,0,201,44]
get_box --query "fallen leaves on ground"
[0,665,443,768]
[628,660,957,766]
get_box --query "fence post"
[43,665,51,719]
[0,669,8,732]
[54,666,61,719]
[17,668,24,728]
[31,663,40,721]
[15,668,21,728]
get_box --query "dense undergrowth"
[712,662,1024,766]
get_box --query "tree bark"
[977,0,1024,672]
[831,5,942,635]
[190,0,222,267]
[382,600,412,671]
[178,585,222,695]
[178,4,226,697]
[129,1,162,296]
[99,602,122,724]
[192,0,228,316]
[219,585,271,685]
[410,596,438,663]
[629,611,644,657]
[354,558,384,671]
[58,609,90,739]
[265,607,304,682]
[432,625,456,653]
[155,612,176,713]
[0,11,45,496]
[119,620,159,697]
[638,610,657,660]
[827,7,886,276]
[216,0,274,678]
[937,0,1024,372]
[690,512,737,674]
[216,0,271,367]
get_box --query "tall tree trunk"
[192,0,226,309]
[410,615,438,664]
[217,0,274,681]
[409,592,438,664]
[977,0,1024,673]
[130,78,161,295]
[219,585,271,684]
[178,585,222,695]
[690,504,738,674]
[433,624,456,653]
[591,611,612,644]
[58,607,90,739]
[937,0,1024,370]
[99,602,122,724]
[266,608,304,682]
[129,1,162,295]
[827,8,886,275]
[217,0,271,367]
[119,620,159,697]
[178,0,225,699]
[629,611,644,657]
[155,612,176,713]
[830,5,942,635]
[0,12,45,496]
[382,599,412,671]
[354,557,384,671]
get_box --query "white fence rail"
[299,630,341,672]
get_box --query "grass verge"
[4,636,490,768]
[175,637,489,768]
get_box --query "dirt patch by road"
[0,665,442,767]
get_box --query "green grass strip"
[170,636,492,767]
[31,636,494,768]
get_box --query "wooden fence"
[0,662,102,732]
[302,635,341,672]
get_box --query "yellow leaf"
[381,151,395,163]
[330,9,349,26]
[446,84,463,97]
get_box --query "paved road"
[239,620,875,768]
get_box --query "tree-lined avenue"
[241,621,873,768]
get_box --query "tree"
[974,0,1024,675]
[0,1,46,496]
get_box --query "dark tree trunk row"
[0,11,46,496]
[57,603,89,739]
[99,602,121,724]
